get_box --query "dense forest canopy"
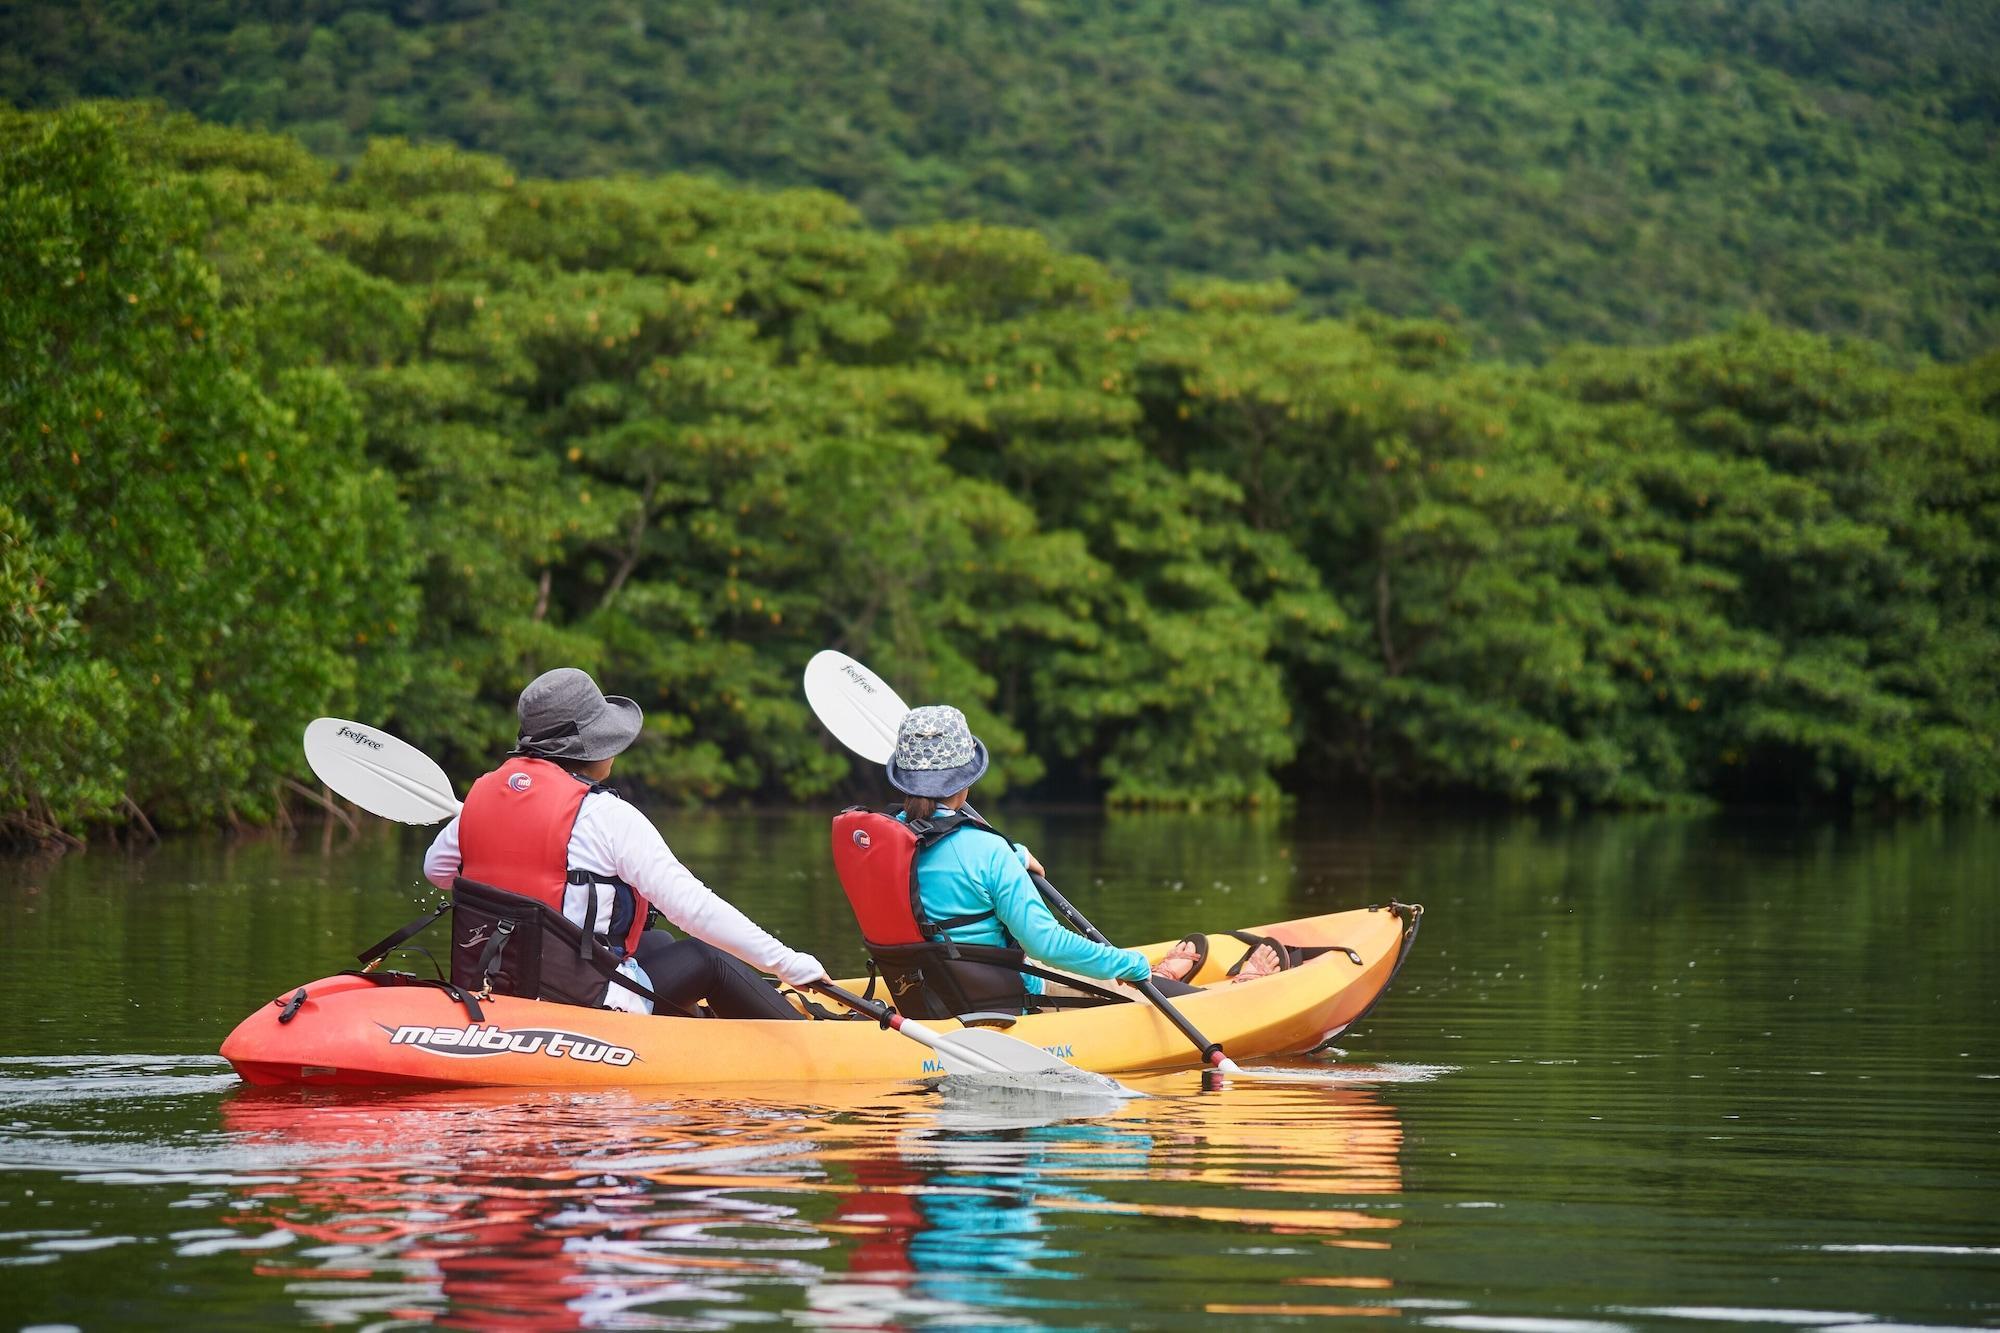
[3,102,1996,844]
[1,1,1995,360]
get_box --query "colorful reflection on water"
[5,1060,1422,1329]
[229,1076,1411,1328]
[3,808,1997,1329]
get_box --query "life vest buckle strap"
[927,907,998,932]
[566,869,640,957]
[576,878,598,960]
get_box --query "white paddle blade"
[802,650,909,764]
[936,1029,1142,1096]
[302,717,462,825]
[939,1027,1077,1075]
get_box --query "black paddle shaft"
[809,979,896,1026]
[962,801,1227,1066]
[1135,977,1224,1064]
[1027,871,1108,943]
[961,800,1114,944]
[1029,871,1224,1066]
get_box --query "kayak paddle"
[801,650,905,765]
[303,717,462,824]
[807,979,1124,1082]
[800,649,1256,1077]
[299,717,1129,1087]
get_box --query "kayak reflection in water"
[424,667,826,1019]
[812,1083,1408,1323]
[818,1117,1146,1322]
[830,704,1272,1020]
[214,1079,1405,1328]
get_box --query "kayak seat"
[355,878,657,1011]
[449,877,657,1009]
[862,936,1135,1021]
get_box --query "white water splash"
[1610,1307,1874,1324]
[1816,1244,2000,1256]
[1425,1318,1633,1333]
[1224,1060,1458,1084]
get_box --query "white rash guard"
[424,789,825,990]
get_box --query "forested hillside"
[5,104,1997,843]
[2,1,1995,359]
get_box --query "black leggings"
[631,933,804,1020]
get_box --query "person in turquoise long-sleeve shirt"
[884,704,1209,1001]
[901,804,1149,993]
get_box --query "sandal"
[1223,931,1297,979]
[1151,934,1210,983]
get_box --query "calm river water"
[1,807,1995,1330]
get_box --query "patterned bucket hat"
[885,704,990,798]
[512,667,644,762]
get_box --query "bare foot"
[1231,943,1284,981]
[1151,938,1202,983]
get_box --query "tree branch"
[283,778,358,835]
[600,472,660,608]
[120,794,160,843]
[1375,551,1402,678]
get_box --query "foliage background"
[0,1,1994,361]
[2,3,1997,842]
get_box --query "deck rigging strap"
[355,900,450,969]
[339,968,487,1023]
[1215,929,1364,972]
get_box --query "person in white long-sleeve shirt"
[426,667,825,1019]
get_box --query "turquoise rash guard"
[906,818,1150,993]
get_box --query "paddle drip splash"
[935,1066,1144,1101]
[1210,1061,1457,1086]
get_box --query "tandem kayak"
[221,903,1421,1087]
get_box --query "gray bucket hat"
[512,667,644,762]
[885,704,990,798]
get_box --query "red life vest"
[828,806,1038,1019]
[830,808,939,948]
[459,756,647,959]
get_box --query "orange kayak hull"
[221,904,1420,1087]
